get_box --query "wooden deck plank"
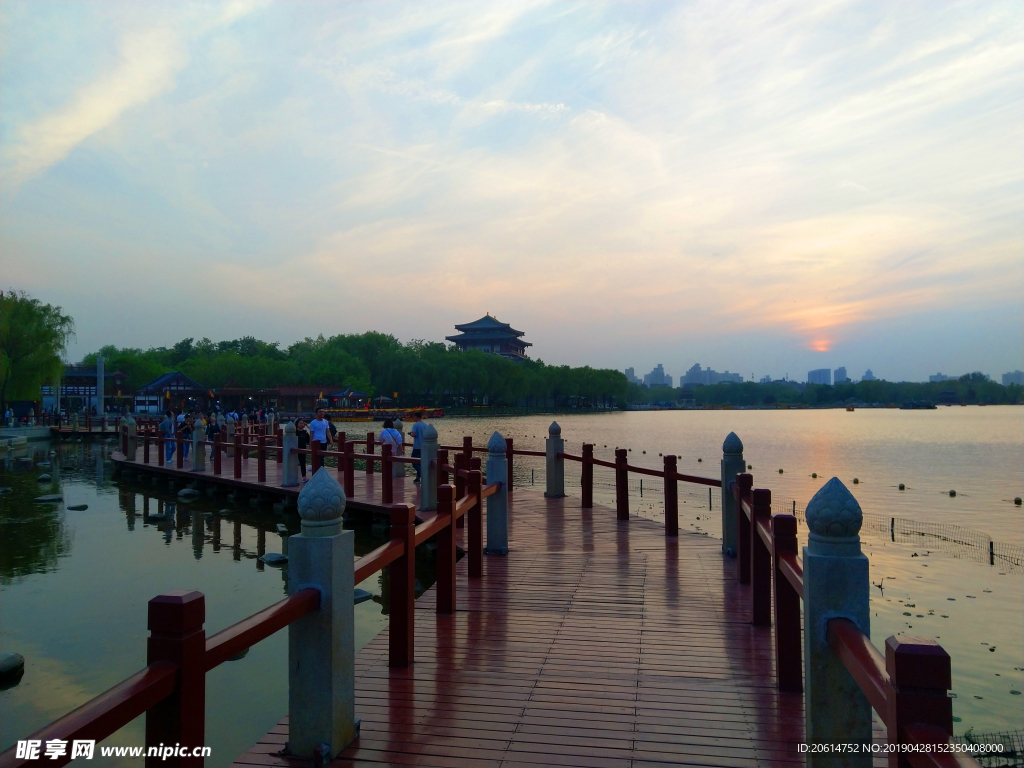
[110,449,803,767]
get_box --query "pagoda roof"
[136,371,209,393]
[452,314,525,336]
[445,332,532,347]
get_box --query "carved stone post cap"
[282,420,295,435]
[395,419,403,430]
[548,421,561,436]
[126,414,136,427]
[806,477,862,539]
[422,423,438,441]
[297,467,346,536]
[722,432,743,455]
[487,431,506,453]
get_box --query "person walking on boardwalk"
[205,412,220,461]
[308,408,333,453]
[296,419,311,482]
[159,410,177,463]
[378,418,403,466]
[408,411,427,483]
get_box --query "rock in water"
[178,488,201,499]
[259,552,288,566]
[0,652,25,687]
[217,509,232,516]
[67,504,89,511]
[36,461,51,468]
[33,494,63,503]
[37,474,52,482]
[0,487,13,496]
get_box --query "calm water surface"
[2,407,1021,760]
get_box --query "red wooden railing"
[729,475,979,768]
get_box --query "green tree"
[0,290,75,411]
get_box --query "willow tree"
[0,290,75,412]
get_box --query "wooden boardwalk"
[112,446,806,766]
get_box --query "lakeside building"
[643,364,673,388]
[929,373,955,383]
[834,367,849,383]
[1003,370,1024,386]
[807,368,831,385]
[682,363,743,386]
[41,364,129,414]
[862,369,877,381]
[446,314,531,361]
[134,371,211,414]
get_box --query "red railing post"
[257,435,266,483]
[736,473,753,584]
[213,434,222,476]
[143,430,151,464]
[365,431,374,475]
[311,440,322,474]
[614,448,628,521]
[751,488,771,626]
[389,503,416,668]
[382,444,394,504]
[437,449,449,486]
[276,428,283,465]
[454,453,467,529]
[86,415,92,432]
[462,435,473,466]
[772,514,802,692]
[335,431,346,482]
[121,424,129,455]
[885,636,954,768]
[467,469,482,578]
[176,430,185,470]
[436,484,456,615]
[581,443,594,509]
[145,591,205,767]
[505,437,513,495]
[343,441,355,498]
[233,435,242,479]
[664,454,678,536]
[158,433,165,466]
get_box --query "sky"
[1,1,1021,383]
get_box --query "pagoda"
[446,314,532,361]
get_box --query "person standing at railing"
[296,418,311,482]
[309,408,333,452]
[205,412,220,461]
[378,418,403,465]
[181,415,193,461]
[408,411,427,483]
[159,410,177,463]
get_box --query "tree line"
[84,333,628,409]
[627,374,1023,407]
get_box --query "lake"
[1,406,1020,763]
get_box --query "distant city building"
[862,369,876,381]
[445,314,531,361]
[759,375,773,384]
[929,373,955,383]
[643,364,673,388]
[1003,370,1024,386]
[807,368,831,385]
[624,367,640,385]
[681,363,743,386]
[834,367,849,384]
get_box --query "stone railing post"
[545,421,564,498]
[192,422,206,472]
[224,416,235,457]
[803,478,872,764]
[126,413,137,462]
[419,424,438,512]
[393,418,405,478]
[288,468,356,759]
[72,412,79,432]
[281,421,299,487]
[721,432,745,556]
[485,431,509,555]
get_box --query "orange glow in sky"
[809,339,831,353]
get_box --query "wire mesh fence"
[960,729,1024,768]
